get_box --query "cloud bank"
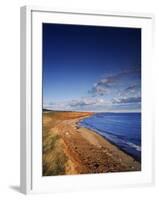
[88,69,141,96]
[44,69,141,112]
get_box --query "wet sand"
[43,111,141,176]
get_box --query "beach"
[42,111,141,176]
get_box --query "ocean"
[79,112,141,162]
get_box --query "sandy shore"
[42,111,141,176]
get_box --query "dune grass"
[43,132,68,176]
[42,113,68,176]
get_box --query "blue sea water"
[79,113,141,161]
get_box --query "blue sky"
[43,23,141,112]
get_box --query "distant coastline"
[43,108,141,114]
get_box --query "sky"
[43,23,141,112]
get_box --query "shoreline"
[77,113,141,162]
[43,111,141,176]
[78,123,141,163]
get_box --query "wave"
[125,142,141,152]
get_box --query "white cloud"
[112,96,141,104]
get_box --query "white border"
[20,6,154,194]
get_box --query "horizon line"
[43,108,141,113]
